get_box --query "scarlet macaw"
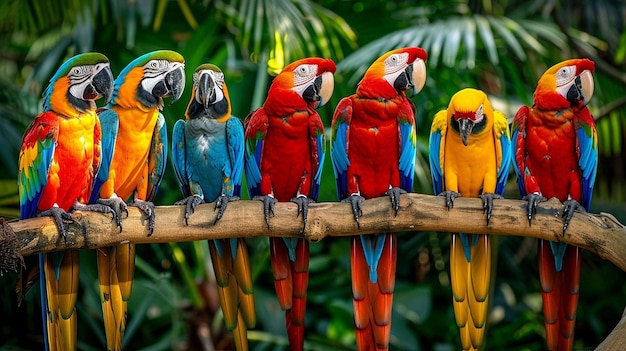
[90,50,185,351]
[244,57,336,350]
[429,88,512,350]
[18,52,114,350]
[512,58,597,350]
[330,47,427,351]
[172,64,255,350]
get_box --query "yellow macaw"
[429,88,512,350]
[90,50,185,351]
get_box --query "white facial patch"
[141,60,183,92]
[383,52,409,87]
[194,69,225,103]
[292,64,318,96]
[555,65,577,98]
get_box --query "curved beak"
[578,69,594,106]
[165,64,185,105]
[196,72,215,110]
[92,64,114,104]
[410,59,427,96]
[314,71,335,109]
[458,118,474,146]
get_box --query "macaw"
[18,52,114,351]
[171,64,255,350]
[330,47,427,351]
[90,50,185,351]
[428,88,512,351]
[512,58,597,351]
[244,57,336,350]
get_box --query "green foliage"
[0,0,625,350]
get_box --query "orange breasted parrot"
[429,88,512,351]
[512,58,597,350]
[18,52,114,351]
[172,64,255,350]
[90,50,185,351]
[330,47,427,351]
[244,57,336,350]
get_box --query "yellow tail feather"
[98,248,126,351]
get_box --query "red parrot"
[512,58,597,350]
[330,47,427,351]
[244,57,336,350]
[90,50,185,351]
[18,52,114,350]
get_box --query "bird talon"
[290,196,314,231]
[385,187,406,216]
[131,199,156,237]
[522,193,546,226]
[479,193,502,226]
[438,191,460,210]
[214,195,239,224]
[342,194,364,228]
[39,207,74,242]
[562,199,583,235]
[97,197,128,232]
[254,195,276,230]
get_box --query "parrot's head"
[534,58,595,111]
[270,57,336,109]
[358,47,428,99]
[43,52,114,113]
[186,64,230,121]
[447,88,493,146]
[112,50,185,110]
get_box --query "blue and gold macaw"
[172,64,255,351]
[18,52,114,350]
[90,50,185,351]
[429,88,512,351]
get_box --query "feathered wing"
[493,111,512,196]
[428,110,447,196]
[146,112,168,202]
[244,109,268,199]
[575,108,598,212]
[398,103,417,193]
[330,98,352,201]
[171,119,191,198]
[90,109,119,204]
[511,106,529,197]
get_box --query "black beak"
[566,76,584,108]
[458,119,474,146]
[92,65,114,104]
[196,73,215,110]
[165,66,185,105]
[302,76,323,103]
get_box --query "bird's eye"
[555,65,576,87]
[296,65,310,76]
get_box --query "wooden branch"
[4,193,625,271]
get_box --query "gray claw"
[175,195,205,225]
[97,197,128,232]
[214,195,239,224]
[438,190,461,210]
[522,193,546,225]
[132,199,155,237]
[290,195,314,231]
[478,193,502,226]
[253,195,277,230]
[562,199,583,235]
[342,194,365,228]
[39,207,75,242]
[385,187,407,216]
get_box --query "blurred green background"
[1,0,625,350]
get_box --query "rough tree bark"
[2,193,625,349]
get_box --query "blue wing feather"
[577,123,598,212]
[311,131,325,201]
[90,109,119,204]
[227,116,245,198]
[428,124,444,196]
[398,121,416,192]
[171,119,191,198]
[330,109,350,201]
[146,113,168,202]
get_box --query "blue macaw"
[172,64,255,351]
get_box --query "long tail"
[539,240,580,351]
[351,233,396,351]
[40,250,79,351]
[270,237,309,351]
[98,243,135,351]
[451,233,491,351]
[208,238,256,351]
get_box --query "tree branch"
[4,193,625,271]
